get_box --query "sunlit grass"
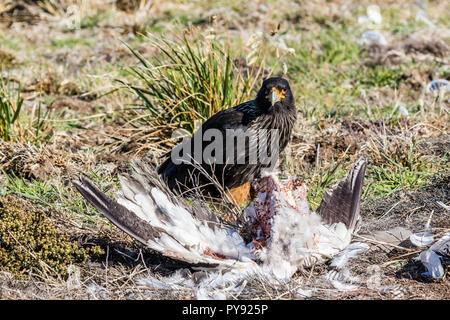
[51,37,95,49]
[0,78,53,144]
[0,169,120,226]
[0,78,22,142]
[116,30,265,152]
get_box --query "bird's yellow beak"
[267,88,286,106]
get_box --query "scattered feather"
[140,270,194,291]
[410,232,435,247]
[417,249,444,279]
[330,242,370,269]
[325,269,359,291]
[426,79,450,93]
[358,31,388,46]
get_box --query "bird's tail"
[316,157,367,232]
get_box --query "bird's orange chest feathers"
[227,182,251,206]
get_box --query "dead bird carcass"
[73,158,367,282]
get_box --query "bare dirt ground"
[0,0,448,299]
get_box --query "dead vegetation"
[362,37,449,66]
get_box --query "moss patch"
[0,195,103,278]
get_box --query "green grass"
[51,37,95,49]
[119,31,265,136]
[0,169,119,226]
[0,0,448,232]
[0,78,53,144]
[0,79,23,142]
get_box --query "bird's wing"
[202,101,265,188]
[316,157,367,232]
[156,105,248,173]
[73,161,254,268]
[73,175,163,246]
[157,101,261,191]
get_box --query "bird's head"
[256,77,294,112]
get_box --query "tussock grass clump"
[0,195,103,278]
[119,31,264,151]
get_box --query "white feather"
[330,242,370,269]
[417,249,444,279]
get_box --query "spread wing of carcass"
[73,161,255,269]
[73,157,367,280]
[317,158,367,232]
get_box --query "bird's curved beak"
[269,90,280,106]
[267,88,286,106]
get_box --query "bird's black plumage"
[157,77,297,197]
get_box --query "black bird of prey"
[157,77,297,202]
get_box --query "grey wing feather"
[316,157,367,231]
[73,176,162,245]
